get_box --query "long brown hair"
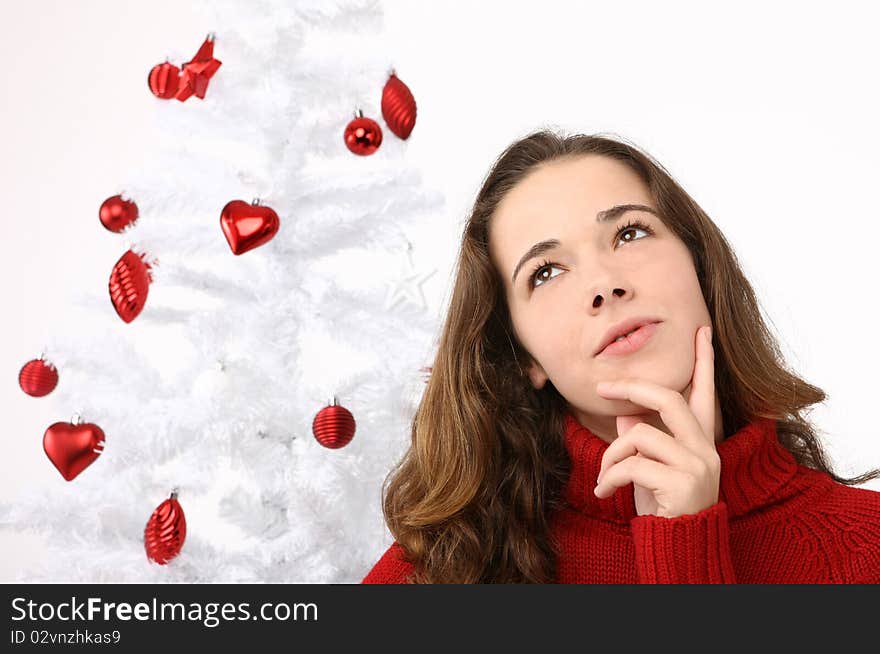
[380,128,880,583]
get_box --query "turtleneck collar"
[560,409,805,524]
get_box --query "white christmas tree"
[2,0,446,582]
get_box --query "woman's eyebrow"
[510,204,659,285]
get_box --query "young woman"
[361,130,880,583]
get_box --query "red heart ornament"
[43,422,106,481]
[220,200,280,255]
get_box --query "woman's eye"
[528,221,653,290]
[529,261,563,289]
[617,224,651,245]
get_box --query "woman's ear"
[527,360,549,390]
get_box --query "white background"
[2,0,879,581]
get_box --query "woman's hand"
[593,325,720,518]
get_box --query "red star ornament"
[176,34,222,102]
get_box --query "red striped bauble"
[144,491,187,565]
[109,249,153,323]
[148,61,181,99]
[19,358,59,397]
[312,400,356,449]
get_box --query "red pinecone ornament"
[109,249,153,323]
[312,400,356,449]
[145,491,187,565]
[381,71,417,140]
[19,358,59,397]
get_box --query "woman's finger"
[597,422,700,484]
[688,325,716,445]
[596,378,708,455]
[594,454,685,499]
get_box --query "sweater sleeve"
[361,541,416,584]
[629,500,737,583]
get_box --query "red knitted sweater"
[362,410,880,583]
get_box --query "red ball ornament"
[344,110,383,156]
[148,61,181,99]
[144,491,187,565]
[312,399,356,449]
[43,419,106,481]
[19,357,59,397]
[220,199,280,255]
[99,194,139,233]
[381,70,417,140]
[109,249,153,323]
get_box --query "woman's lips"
[596,322,660,358]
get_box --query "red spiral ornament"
[109,249,153,323]
[19,358,59,397]
[312,399,356,449]
[144,491,187,565]
[381,71,417,140]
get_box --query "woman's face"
[488,154,713,442]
